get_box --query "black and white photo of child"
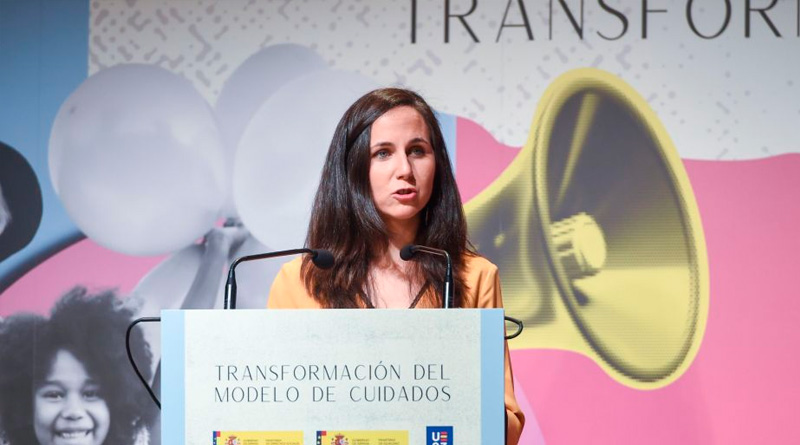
[0,287,156,445]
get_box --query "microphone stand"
[400,244,453,309]
[225,248,334,309]
[400,244,523,339]
[412,245,453,309]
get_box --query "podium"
[161,309,505,445]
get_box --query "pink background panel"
[511,156,800,443]
[455,113,800,444]
[0,241,164,317]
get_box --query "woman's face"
[33,350,110,445]
[368,106,436,230]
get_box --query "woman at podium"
[268,88,525,444]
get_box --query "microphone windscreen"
[311,249,335,269]
[399,244,416,261]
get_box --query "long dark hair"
[302,88,473,308]
[0,288,155,445]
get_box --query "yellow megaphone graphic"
[465,68,709,389]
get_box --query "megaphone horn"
[465,68,709,389]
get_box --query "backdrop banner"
[1,0,799,444]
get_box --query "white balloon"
[234,70,378,250]
[215,44,326,217]
[49,64,226,256]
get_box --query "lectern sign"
[162,309,505,445]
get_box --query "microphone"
[399,244,416,261]
[400,244,453,309]
[224,248,334,309]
